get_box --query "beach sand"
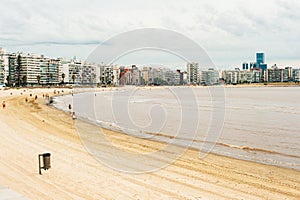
[0,88,300,199]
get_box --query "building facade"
[187,62,199,85]
[200,68,219,85]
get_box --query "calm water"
[54,87,300,170]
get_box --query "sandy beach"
[0,88,300,199]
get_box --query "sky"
[0,0,300,70]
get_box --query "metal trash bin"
[43,153,51,170]
[39,153,51,174]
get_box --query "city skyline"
[0,0,300,68]
[1,47,299,87]
[0,46,298,70]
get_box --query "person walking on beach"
[72,112,76,120]
[35,95,38,100]
[25,97,28,103]
[2,101,6,109]
[68,104,72,112]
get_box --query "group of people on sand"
[24,94,39,103]
[53,89,64,95]
[2,89,77,121]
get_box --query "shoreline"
[52,86,300,171]
[1,81,300,93]
[0,88,300,199]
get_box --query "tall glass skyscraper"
[256,52,267,79]
[256,53,265,65]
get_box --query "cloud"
[0,0,299,67]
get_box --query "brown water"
[55,86,300,170]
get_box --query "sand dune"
[0,88,300,199]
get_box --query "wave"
[216,143,300,159]
[141,131,300,160]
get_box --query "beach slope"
[0,89,300,199]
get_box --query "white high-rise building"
[187,62,199,85]
[112,65,120,86]
[0,48,9,84]
[58,60,70,83]
[0,58,4,84]
[82,62,97,85]
[16,53,42,85]
[68,59,82,84]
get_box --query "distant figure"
[35,95,38,100]
[10,92,12,95]
[30,94,32,97]
[72,112,76,120]
[68,104,72,111]
[43,94,45,98]
[2,101,6,109]
[25,97,28,103]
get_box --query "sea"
[53,86,300,170]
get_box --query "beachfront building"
[6,53,59,86]
[58,60,70,84]
[182,71,188,85]
[222,68,240,84]
[125,69,133,85]
[200,68,219,85]
[118,66,127,85]
[264,66,296,83]
[100,65,114,85]
[40,58,60,85]
[293,68,300,82]
[8,53,16,85]
[81,62,97,85]
[264,65,285,82]
[0,48,9,84]
[187,62,199,85]
[141,67,149,85]
[68,59,82,84]
[162,68,176,85]
[176,70,184,85]
[171,69,180,85]
[112,65,120,86]
[0,58,4,84]
[283,67,293,82]
[239,70,253,83]
[252,69,261,83]
[148,67,158,85]
[223,68,261,84]
[131,65,141,85]
[155,68,165,85]
[39,58,49,85]
[15,53,42,85]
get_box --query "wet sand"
[0,88,300,199]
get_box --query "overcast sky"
[0,0,299,69]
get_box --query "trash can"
[42,153,51,170]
